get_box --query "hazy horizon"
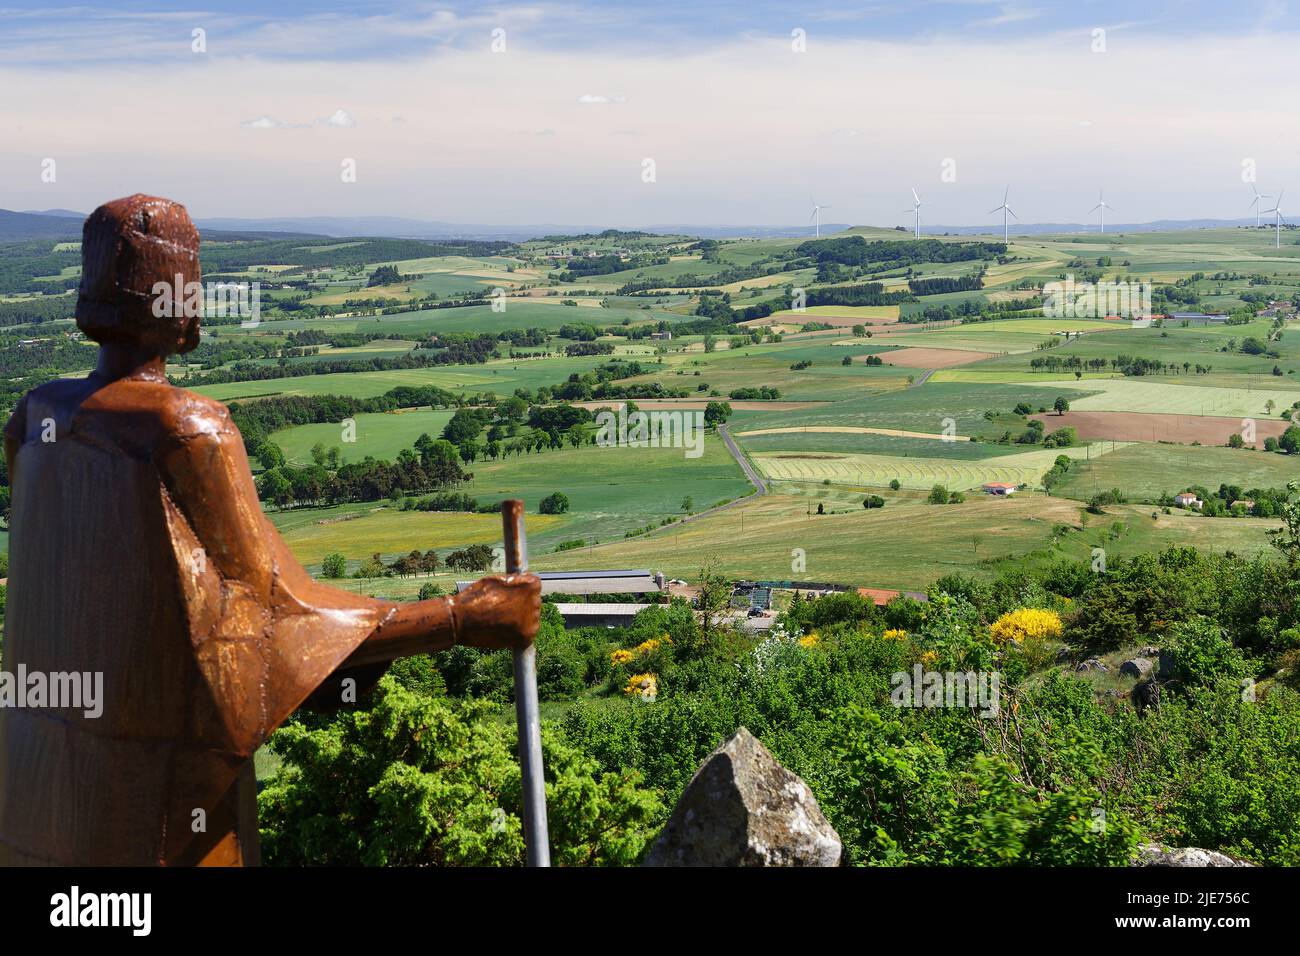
[3,0,1299,227]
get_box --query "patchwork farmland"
[3,223,1298,593]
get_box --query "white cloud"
[6,30,1300,225]
[239,109,357,129]
[321,109,356,128]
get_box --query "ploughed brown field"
[1032,410,1292,449]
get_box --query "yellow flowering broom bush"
[990,608,1063,645]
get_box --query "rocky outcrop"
[1158,649,1178,680]
[1120,657,1155,678]
[644,727,841,867]
[1133,678,1161,712]
[1076,657,1108,672]
[1135,843,1256,867]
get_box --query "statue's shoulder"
[18,376,92,408]
[158,386,240,444]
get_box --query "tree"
[257,677,662,866]
[1053,396,1070,416]
[445,544,494,572]
[539,491,570,515]
[1267,480,1300,567]
[704,401,732,427]
[321,552,347,579]
[928,484,950,505]
[681,495,693,512]
[441,408,482,446]
[695,564,731,645]
[257,441,286,471]
[257,468,292,509]
[1280,426,1300,455]
[357,553,389,578]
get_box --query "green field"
[1032,378,1300,417]
[194,353,630,401]
[274,408,457,465]
[732,381,1091,434]
[510,494,1281,591]
[1050,443,1300,501]
[751,442,1126,491]
[268,433,753,573]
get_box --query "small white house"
[1174,492,1203,509]
[982,482,1018,496]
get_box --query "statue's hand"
[455,574,542,649]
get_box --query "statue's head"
[76,194,202,356]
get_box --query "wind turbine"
[1090,188,1114,234]
[1250,184,1272,228]
[809,198,831,238]
[989,186,1017,243]
[1264,190,1286,248]
[908,187,923,238]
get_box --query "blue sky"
[1,2,1295,63]
[1,2,1298,225]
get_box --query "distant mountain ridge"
[0,209,83,240]
[1,209,1282,243]
[917,218,1268,236]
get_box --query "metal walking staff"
[502,499,551,866]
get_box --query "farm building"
[982,482,1018,496]
[1174,492,1203,509]
[649,330,673,340]
[550,603,654,629]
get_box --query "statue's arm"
[158,405,276,600]
[341,573,541,667]
[159,401,540,664]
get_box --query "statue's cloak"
[0,381,387,865]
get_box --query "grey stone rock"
[1076,657,1109,672]
[1120,657,1155,678]
[645,727,841,867]
[1139,646,1160,658]
[1135,843,1256,867]
[1158,649,1177,679]
[1133,678,1161,712]
[1055,646,1073,664]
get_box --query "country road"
[718,424,767,495]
